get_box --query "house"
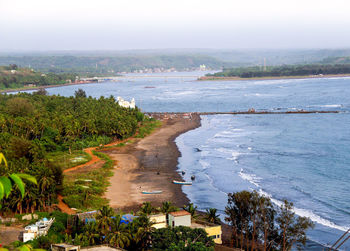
[23,217,55,242]
[149,213,167,229]
[168,210,191,227]
[154,210,222,244]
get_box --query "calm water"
[36,72,350,249]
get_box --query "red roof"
[169,210,191,217]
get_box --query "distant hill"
[320,56,350,64]
[1,49,350,75]
[0,55,230,75]
[0,65,76,90]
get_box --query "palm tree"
[96,205,115,238]
[83,222,100,246]
[133,215,155,250]
[0,153,37,204]
[161,201,178,214]
[205,208,221,224]
[107,214,131,248]
[140,202,153,215]
[183,203,198,218]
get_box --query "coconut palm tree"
[107,214,131,248]
[96,205,115,238]
[83,222,99,246]
[133,215,155,250]
[205,208,221,224]
[140,202,154,215]
[161,201,178,214]
[183,203,198,218]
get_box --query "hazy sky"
[1,0,350,51]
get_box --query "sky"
[1,0,350,51]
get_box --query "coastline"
[198,73,350,81]
[0,81,97,94]
[103,113,201,211]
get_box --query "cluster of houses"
[77,210,222,244]
[20,209,221,250]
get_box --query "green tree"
[74,88,87,98]
[107,214,131,248]
[277,200,314,251]
[183,203,198,218]
[205,208,221,224]
[140,201,154,215]
[96,205,115,238]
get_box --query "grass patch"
[62,151,114,211]
[135,119,162,138]
[47,150,91,171]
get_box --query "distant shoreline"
[0,81,97,94]
[198,73,350,81]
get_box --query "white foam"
[309,104,342,108]
[213,131,236,138]
[238,169,261,187]
[257,189,349,232]
[199,160,210,170]
[320,104,342,108]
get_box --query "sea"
[21,71,350,249]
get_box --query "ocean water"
[41,73,350,112]
[26,72,350,249]
[176,113,350,249]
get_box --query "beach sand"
[104,113,201,211]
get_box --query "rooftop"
[169,210,191,217]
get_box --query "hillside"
[320,56,350,64]
[0,55,229,76]
[0,92,144,214]
[0,64,77,90]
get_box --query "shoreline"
[103,113,201,211]
[0,81,98,94]
[198,73,350,81]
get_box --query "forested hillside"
[0,64,77,90]
[0,92,143,213]
[0,55,227,75]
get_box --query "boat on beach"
[141,190,163,194]
[173,180,192,185]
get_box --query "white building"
[117,97,135,109]
[23,217,55,242]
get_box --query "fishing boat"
[141,190,163,194]
[173,180,192,185]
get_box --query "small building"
[149,213,167,229]
[23,217,55,242]
[51,244,80,251]
[190,220,222,245]
[168,210,191,227]
[165,211,222,244]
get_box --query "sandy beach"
[103,113,201,211]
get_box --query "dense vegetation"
[10,204,214,251]
[0,55,226,76]
[208,64,350,78]
[0,65,77,90]
[0,92,143,214]
[225,191,314,251]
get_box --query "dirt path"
[57,134,137,213]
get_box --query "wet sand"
[104,113,201,211]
